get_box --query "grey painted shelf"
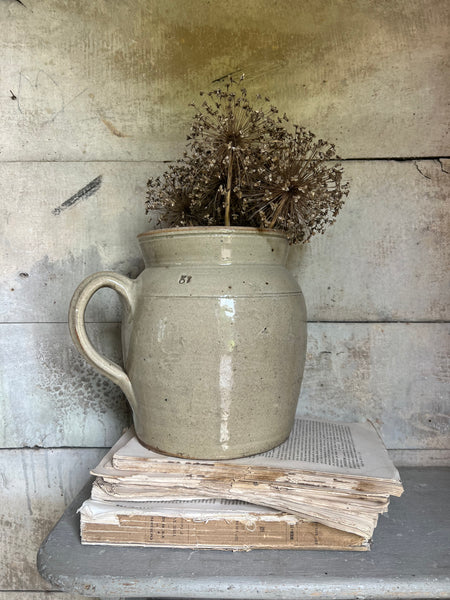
[37,467,450,599]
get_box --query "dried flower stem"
[224,150,233,227]
[268,195,287,228]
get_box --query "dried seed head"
[146,76,348,243]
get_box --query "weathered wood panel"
[35,469,450,599]
[0,322,448,451]
[290,159,450,322]
[300,323,449,452]
[0,323,130,448]
[388,449,450,467]
[1,1,447,596]
[1,0,448,161]
[0,161,155,323]
[0,160,448,323]
[0,448,104,591]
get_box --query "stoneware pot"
[69,227,307,459]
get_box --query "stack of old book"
[79,418,403,551]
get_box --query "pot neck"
[138,227,289,267]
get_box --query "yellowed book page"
[110,419,402,484]
[81,515,368,551]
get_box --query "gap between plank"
[0,320,448,325]
[1,446,447,452]
[0,156,448,164]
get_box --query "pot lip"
[137,226,288,241]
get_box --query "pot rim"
[137,226,288,240]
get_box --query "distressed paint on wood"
[0,322,448,451]
[1,0,449,161]
[0,161,157,323]
[0,160,448,323]
[0,449,104,591]
[36,469,450,599]
[300,323,449,451]
[290,159,450,322]
[0,323,130,449]
[1,448,448,594]
[389,449,450,467]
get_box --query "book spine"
[81,515,368,551]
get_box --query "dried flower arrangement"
[146,77,348,244]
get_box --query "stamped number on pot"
[178,275,192,284]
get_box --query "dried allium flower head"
[187,76,282,226]
[245,125,349,243]
[146,153,227,227]
[146,76,348,243]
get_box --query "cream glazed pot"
[69,227,307,459]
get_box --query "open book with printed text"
[79,418,403,549]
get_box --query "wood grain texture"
[0,449,103,591]
[0,323,447,451]
[1,0,448,161]
[0,160,448,323]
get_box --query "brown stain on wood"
[77,1,448,109]
[2,0,448,157]
[101,118,129,138]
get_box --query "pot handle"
[68,271,137,414]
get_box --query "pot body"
[69,227,307,459]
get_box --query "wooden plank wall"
[0,0,448,596]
